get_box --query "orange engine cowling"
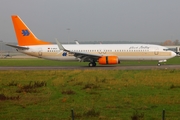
[98,56,120,65]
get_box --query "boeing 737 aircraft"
[6,15,176,67]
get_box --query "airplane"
[6,15,176,67]
[3,52,12,58]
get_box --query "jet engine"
[98,56,120,65]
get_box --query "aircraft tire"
[88,62,96,67]
[93,62,96,67]
[157,63,161,66]
[89,62,93,67]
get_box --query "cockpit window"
[163,49,169,51]
[163,48,176,51]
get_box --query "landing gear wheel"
[89,62,93,67]
[157,63,161,66]
[93,62,96,67]
[88,62,96,67]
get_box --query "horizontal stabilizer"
[6,44,29,50]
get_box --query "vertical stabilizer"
[11,15,51,46]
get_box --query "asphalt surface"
[1,65,180,70]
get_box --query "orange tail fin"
[11,15,51,46]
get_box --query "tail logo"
[22,29,30,36]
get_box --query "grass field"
[0,57,180,119]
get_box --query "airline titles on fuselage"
[129,46,150,50]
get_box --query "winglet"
[55,39,69,52]
[75,40,80,45]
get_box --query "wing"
[6,44,29,50]
[55,39,102,62]
[73,51,101,62]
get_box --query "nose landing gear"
[157,63,161,66]
[157,60,167,66]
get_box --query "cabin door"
[154,47,159,55]
[38,48,42,57]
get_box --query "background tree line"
[162,39,179,46]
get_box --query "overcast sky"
[1,0,180,43]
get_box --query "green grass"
[0,70,180,119]
[0,56,179,66]
[0,57,179,119]
[0,58,88,67]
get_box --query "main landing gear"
[88,62,96,67]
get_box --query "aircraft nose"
[172,51,176,57]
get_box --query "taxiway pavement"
[0,65,180,70]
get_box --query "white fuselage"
[17,44,176,62]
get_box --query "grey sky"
[1,0,180,43]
